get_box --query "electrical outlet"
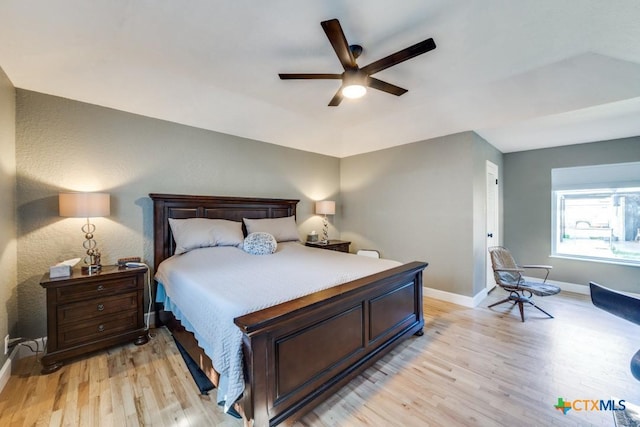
[4,334,9,355]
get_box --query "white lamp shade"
[59,192,110,218]
[315,200,335,215]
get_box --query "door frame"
[486,160,499,291]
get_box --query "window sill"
[550,254,640,268]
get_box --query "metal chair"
[590,281,640,381]
[488,246,561,322]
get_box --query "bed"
[150,193,428,426]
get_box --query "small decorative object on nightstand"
[305,239,351,253]
[39,264,149,374]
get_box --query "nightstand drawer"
[57,292,138,324]
[56,275,139,303]
[325,243,349,252]
[305,240,351,253]
[57,310,138,348]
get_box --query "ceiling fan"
[279,18,436,106]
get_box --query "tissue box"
[49,264,72,278]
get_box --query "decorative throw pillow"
[243,216,300,242]
[169,218,244,255]
[243,232,278,255]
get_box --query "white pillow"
[169,218,244,255]
[243,232,278,255]
[243,216,300,242]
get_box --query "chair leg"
[529,302,554,319]
[490,290,555,322]
[489,292,527,320]
[488,297,513,309]
[518,301,525,322]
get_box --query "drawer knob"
[97,304,105,312]
[97,324,105,332]
[97,285,105,291]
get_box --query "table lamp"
[315,200,335,244]
[59,192,110,273]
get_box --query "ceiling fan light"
[342,84,367,99]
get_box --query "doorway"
[486,161,499,291]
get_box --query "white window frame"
[551,162,640,267]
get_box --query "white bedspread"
[154,242,401,412]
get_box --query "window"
[552,162,640,265]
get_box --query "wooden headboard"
[149,193,299,272]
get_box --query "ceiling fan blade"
[321,19,357,70]
[367,77,408,96]
[328,88,343,107]
[279,73,342,80]
[361,38,436,75]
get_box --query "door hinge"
[495,179,498,185]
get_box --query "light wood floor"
[1,290,638,426]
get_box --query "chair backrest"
[357,249,380,259]
[488,246,520,286]
[590,281,640,382]
[590,282,640,326]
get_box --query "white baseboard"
[0,345,20,395]
[523,276,589,295]
[523,276,640,298]
[423,286,487,308]
[424,278,602,309]
[0,335,48,394]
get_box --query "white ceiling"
[1,0,639,158]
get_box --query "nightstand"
[305,239,351,253]
[39,265,149,374]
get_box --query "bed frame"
[150,193,427,426]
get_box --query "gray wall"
[504,137,640,292]
[11,87,637,344]
[0,67,17,366]
[340,131,503,297]
[15,90,340,338]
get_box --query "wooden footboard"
[234,261,427,426]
